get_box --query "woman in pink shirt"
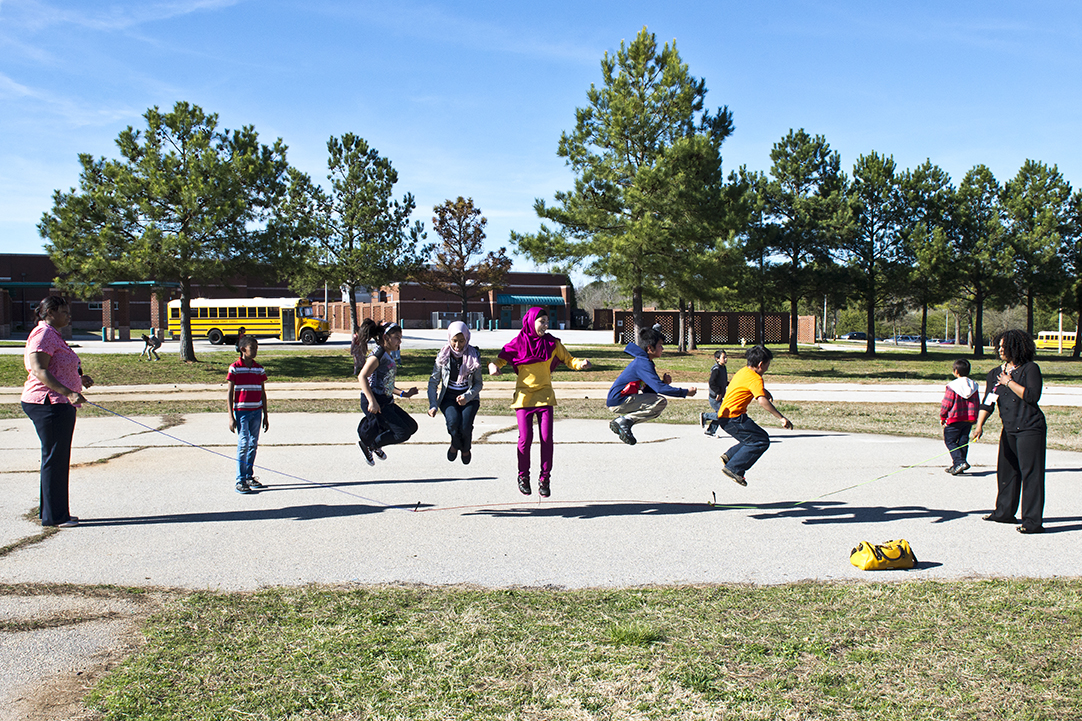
[21,297,94,527]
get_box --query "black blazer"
[979,361,1046,434]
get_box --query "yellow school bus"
[167,298,331,345]
[1034,330,1077,350]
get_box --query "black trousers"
[358,394,418,448]
[994,429,1046,530]
[22,401,77,526]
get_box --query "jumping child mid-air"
[489,307,591,498]
[606,326,697,446]
[356,320,419,465]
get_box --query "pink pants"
[515,406,553,478]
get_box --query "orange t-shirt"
[719,366,765,418]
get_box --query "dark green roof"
[496,294,565,306]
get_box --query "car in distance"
[839,332,867,340]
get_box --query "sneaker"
[945,465,960,475]
[517,473,532,495]
[373,447,387,461]
[722,466,747,487]
[461,449,472,465]
[700,412,711,431]
[236,480,255,494]
[960,462,971,472]
[609,418,636,446]
[721,453,730,465]
[357,439,375,466]
[57,516,79,528]
[538,475,551,497]
[447,445,458,462]
[246,477,265,489]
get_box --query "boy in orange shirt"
[716,345,793,486]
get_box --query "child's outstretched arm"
[227,381,237,433]
[756,394,793,429]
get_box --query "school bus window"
[198,307,208,318]
[258,307,267,318]
[269,307,279,318]
[209,307,218,319]
[228,307,237,318]
[218,308,227,318]
[170,308,179,319]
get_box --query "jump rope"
[86,400,973,515]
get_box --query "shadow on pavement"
[77,503,424,526]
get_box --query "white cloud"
[5,0,244,32]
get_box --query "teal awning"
[497,294,565,306]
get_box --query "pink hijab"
[498,307,558,369]
[436,320,480,383]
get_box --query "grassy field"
[84,580,1082,720]
[4,343,1082,387]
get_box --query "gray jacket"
[427,352,483,409]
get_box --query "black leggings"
[358,394,418,448]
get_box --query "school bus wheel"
[207,328,224,345]
[300,328,316,345]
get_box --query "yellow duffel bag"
[850,539,917,571]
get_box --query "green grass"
[85,580,1082,720]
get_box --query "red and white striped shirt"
[228,359,266,411]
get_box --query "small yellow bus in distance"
[1034,330,1077,350]
[167,298,331,345]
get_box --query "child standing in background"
[428,321,483,465]
[700,349,728,436]
[228,336,269,494]
[489,307,591,498]
[940,357,980,475]
[356,319,418,465]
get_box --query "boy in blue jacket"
[607,327,698,445]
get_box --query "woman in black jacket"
[973,329,1046,534]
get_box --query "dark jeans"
[440,395,479,451]
[943,422,972,466]
[22,401,77,526]
[717,413,771,476]
[358,394,418,448]
[993,429,1046,530]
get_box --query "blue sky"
[3,0,1081,279]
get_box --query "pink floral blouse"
[21,321,83,406]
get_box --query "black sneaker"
[517,473,531,495]
[538,475,551,497]
[235,480,255,494]
[700,412,711,431]
[609,418,636,446]
[461,449,472,465]
[447,445,458,462]
[373,447,387,461]
[357,439,375,466]
[722,466,747,487]
[247,477,265,489]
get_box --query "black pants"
[358,394,418,448]
[22,401,77,526]
[440,395,479,451]
[994,429,1046,530]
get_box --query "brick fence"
[610,310,815,346]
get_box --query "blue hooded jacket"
[606,342,689,407]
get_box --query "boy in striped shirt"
[228,336,269,494]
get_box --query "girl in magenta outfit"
[489,307,591,497]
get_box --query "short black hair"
[745,345,773,368]
[952,358,971,377]
[637,327,663,350]
[993,329,1036,365]
[238,335,258,353]
[714,349,725,361]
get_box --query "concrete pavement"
[2,411,1080,590]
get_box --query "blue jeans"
[717,413,771,476]
[440,395,479,451]
[235,408,262,481]
[22,401,77,525]
[943,422,972,466]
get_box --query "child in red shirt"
[940,358,980,475]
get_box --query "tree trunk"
[678,298,687,353]
[179,277,196,362]
[1026,290,1035,337]
[688,300,697,350]
[632,286,644,342]
[348,283,360,335]
[973,287,985,358]
[865,291,876,356]
[789,294,799,354]
[919,302,929,356]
